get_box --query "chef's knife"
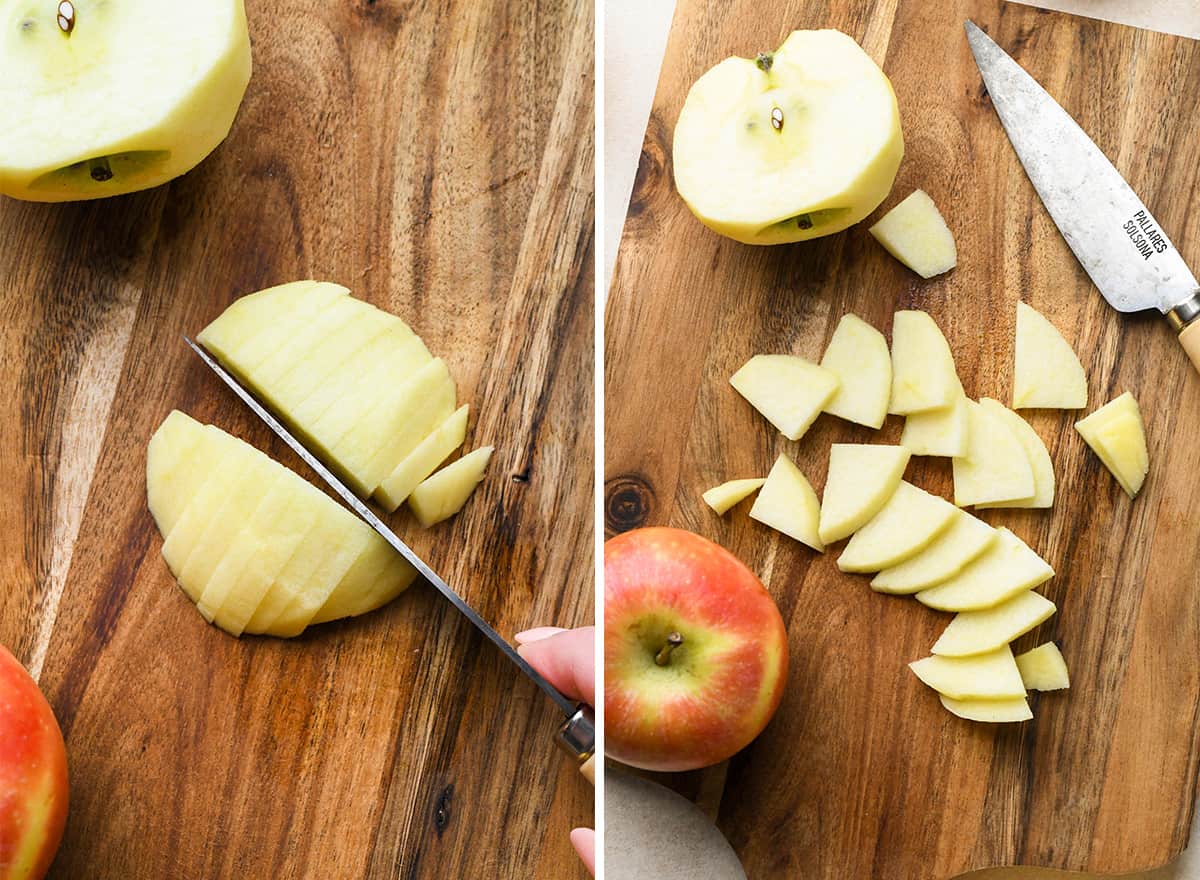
[965,20,1200,370]
[183,336,595,783]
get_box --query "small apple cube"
[976,399,1054,509]
[1015,643,1071,691]
[837,481,956,573]
[818,443,910,545]
[749,455,823,551]
[409,446,494,527]
[1075,392,1149,498]
[869,190,957,278]
[889,310,962,415]
[702,478,765,515]
[952,399,1035,507]
[870,511,996,595]
[931,591,1056,658]
[730,354,838,441]
[939,694,1032,723]
[1013,301,1087,410]
[819,314,891,429]
[909,645,1026,701]
[916,528,1053,612]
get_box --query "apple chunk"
[889,311,961,415]
[1075,392,1149,498]
[375,405,470,512]
[1013,302,1087,410]
[939,695,1032,723]
[931,591,1056,657]
[916,527,1053,612]
[976,399,1054,509]
[818,444,910,545]
[819,314,891,429]
[702,478,765,515]
[1015,643,1070,691]
[952,399,1035,507]
[409,447,494,527]
[900,394,968,458]
[837,482,956,573]
[730,354,838,441]
[869,190,957,278]
[749,455,823,551]
[909,645,1026,700]
[870,510,996,594]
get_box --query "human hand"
[515,626,596,876]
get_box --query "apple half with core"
[605,527,788,772]
[672,29,903,245]
[1,0,252,201]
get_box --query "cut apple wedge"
[916,527,1053,612]
[702,478,766,515]
[375,405,470,512]
[409,447,494,528]
[1015,643,1070,691]
[837,482,956,573]
[749,455,823,551]
[931,591,1056,657]
[1075,392,1149,498]
[870,510,996,595]
[1013,302,1087,410]
[818,444,910,545]
[939,694,1032,723]
[869,190,957,279]
[976,399,1054,509]
[909,645,1026,700]
[819,314,891,429]
[952,399,1035,507]
[900,393,968,458]
[730,354,839,441]
[889,311,960,415]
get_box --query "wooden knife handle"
[1180,321,1200,373]
[579,754,596,785]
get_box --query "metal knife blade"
[183,336,581,719]
[965,20,1200,325]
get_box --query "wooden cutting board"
[604,0,1200,876]
[0,0,593,876]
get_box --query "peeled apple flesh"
[869,190,957,278]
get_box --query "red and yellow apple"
[604,527,788,772]
[0,644,68,880]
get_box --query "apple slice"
[952,399,1035,507]
[818,444,910,545]
[976,399,1054,509]
[730,354,839,441]
[409,447,494,527]
[931,591,1056,657]
[702,478,766,515]
[748,455,823,551]
[375,405,471,512]
[1013,302,1087,410]
[262,527,374,638]
[939,694,1033,723]
[869,190,957,278]
[313,538,419,624]
[909,645,1026,700]
[900,393,969,458]
[819,314,891,428]
[1015,643,1071,691]
[837,482,956,573]
[1075,392,1149,498]
[916,527,1053,612]
[889,311,960,415]
[870,511,996,595]
[147,410,217,536]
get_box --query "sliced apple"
[931,591,1056,657]
[869,190,957,279]
[909,645,1025,700]
[870,511,996,595]
[939,694,1032,723]
[1075,392,1149,498]
[409,446,494,528]
[748,455,823,551]
[1015,643,1070,691]
[952,399,1035,507]
[375,405,470,512]
[818,444,910,545]
[837,481,956,573]
[730,354,839,441]
[976,399,1054,509]
[819,314,890,429]
[889,310,960,415]
[900,393,969,458]
[1013,301,1087,410]
[702,478,766,515]
[916,527,1053,612]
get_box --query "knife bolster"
[1166,291,1200,332]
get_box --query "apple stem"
[755,52,774,72]
[654,632,684,667]
[88,158,113,182]
[56,0,75,34]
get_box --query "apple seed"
[56,0,75,33]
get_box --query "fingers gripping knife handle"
[1169,292,1200,374]
[556,705,596,785]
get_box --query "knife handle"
[1169,294,1200,373]
[1179,321,1200,374]
[579,755,596,785]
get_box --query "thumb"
[516,626,595,707]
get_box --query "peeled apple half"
[673,29,903,245]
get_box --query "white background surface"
[602,1,1200,876]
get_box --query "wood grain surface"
[0,0,594,876]
[604,0,1200,876]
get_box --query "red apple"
[604,527,788,772]
[0,645,67,880]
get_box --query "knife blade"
[965,20,1200,368]
[183,336,595,777]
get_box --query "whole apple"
[605,527,788,771]
[0,645,68,880]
